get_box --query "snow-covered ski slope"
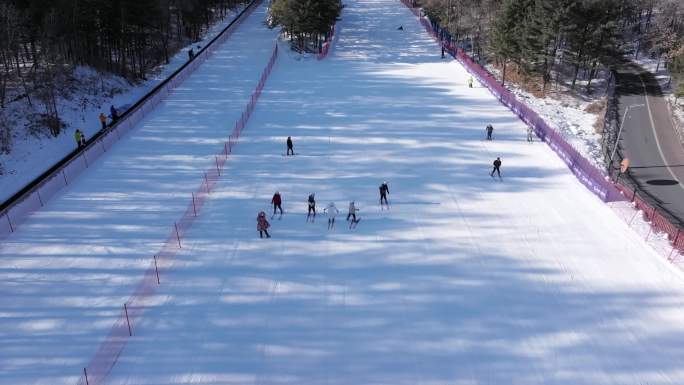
[4,0,684,384]
[99,1,684,384]
[0,3,279,384]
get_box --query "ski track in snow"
[3,0,684,384]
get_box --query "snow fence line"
[74,42,279,385]
[612,183,684,261]
[0,0,264,241]
[398,0,684,259]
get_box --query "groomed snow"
[4,0,684,384]
[0,3,279,384]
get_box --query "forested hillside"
[418,0,683,95]
[0,0,248,153]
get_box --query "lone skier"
[307,193,316,221]
[441,46,445,59]
[271,191,283,216]
[491,157,502,179]
[526,126,534,142]
[379,181,390,207]
[286,136,294,156]
[257,211,271,238]
[468,76,474,88]
[324,202,339,230]
[486,124,494,140]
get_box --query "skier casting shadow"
[491,157,502,180]
[324,202,339,230]
[486,124,494,140]
[286,136,294,156]
[379,181,390,209]
[271,191,283,218]
[306,193,316,222]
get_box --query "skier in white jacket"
[324,202,339,229]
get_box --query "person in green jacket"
[468,76,474,88]
[74,129,83,148]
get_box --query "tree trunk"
[634,39,640,59]
[571,62,581,89]
[586,59,598,93]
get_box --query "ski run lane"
[0,3,279,384]
[103,0,684,385]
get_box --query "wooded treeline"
[268,0,343,53]
[419,0,684,95]
[0,0,247,141]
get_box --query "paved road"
[615,62,684,227]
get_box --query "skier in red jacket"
[271,192,283,215]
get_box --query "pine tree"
[490,0,525,85]
[521,0,569,93]
[584,1,622,93]
[269,0,342,52]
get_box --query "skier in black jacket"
[379,181,390,206]
[286,136,294,156]
[491,157,502,178]
[307,193,316,221]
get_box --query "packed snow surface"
[3,1,684,384]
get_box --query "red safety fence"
[0,0,263,240]
[613,182,684,260]
[74,43,279,385]
[398,0,684,259]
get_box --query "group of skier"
[256,181,389,238]
[256,117,530,237]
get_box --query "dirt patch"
[586,97,607,134]
[489,62,546,97]
[585,98,606,114]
